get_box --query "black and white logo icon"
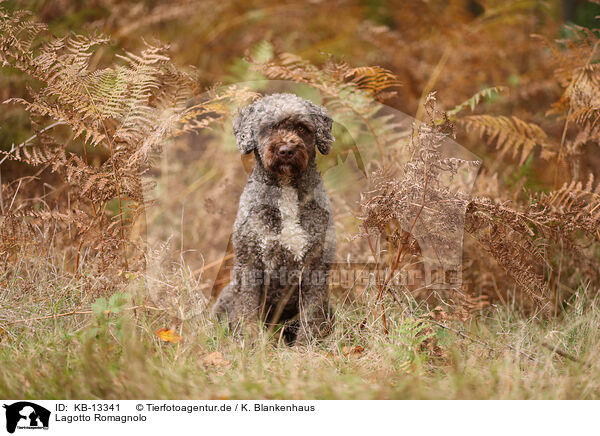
[3,402,50,433]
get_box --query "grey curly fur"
[212,93,336,343]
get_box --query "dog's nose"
[278,146,295,159]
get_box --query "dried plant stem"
[363,157,429,333]
[3,304,164,325]
[363,221,388,333]
[74,138,101,275]
[553,106,571,190]
[388,163,428,279]
[83,87,129,270]
[193,253,234,275]
[415,45,450,122]
[429,319,538,362]
[541,341,580,363]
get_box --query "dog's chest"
[267,186,309,261]
[242,180,330,265]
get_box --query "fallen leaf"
[397,361,413,374]
[155,328,183,343]
[201,351,230,367]
[428,306,449,322]
[342,345,365,357]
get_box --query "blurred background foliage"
[2,0,598,183]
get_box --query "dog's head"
[233,93,334,178]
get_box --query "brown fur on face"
[260,115,315,178]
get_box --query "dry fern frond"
[460,115,556,164]
[466,197,551,308]
[338,65,402,101]
[0,4,239,272]
[177,85,260,135]
[361,94,480,306]
[251,51,405,157]
[539,25,600,129]
[467,173,600,312]
[447,86,506,118]
[536,174,600,240]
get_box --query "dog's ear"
[308,102,334,155]
[232,104,258,154]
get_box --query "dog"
[212,93,336,344]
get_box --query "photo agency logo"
[2,402,50,433]
[141,77,481,321]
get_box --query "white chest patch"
[277,186,309,261]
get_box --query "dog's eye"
[296,125,306,133]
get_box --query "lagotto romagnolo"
[212,93,336,344]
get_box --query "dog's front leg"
[227,263,265,337]
[296,269,331,345]
[213,258,264,336]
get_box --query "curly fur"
[212,93,336,343]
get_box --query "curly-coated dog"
[212,93,336,343]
